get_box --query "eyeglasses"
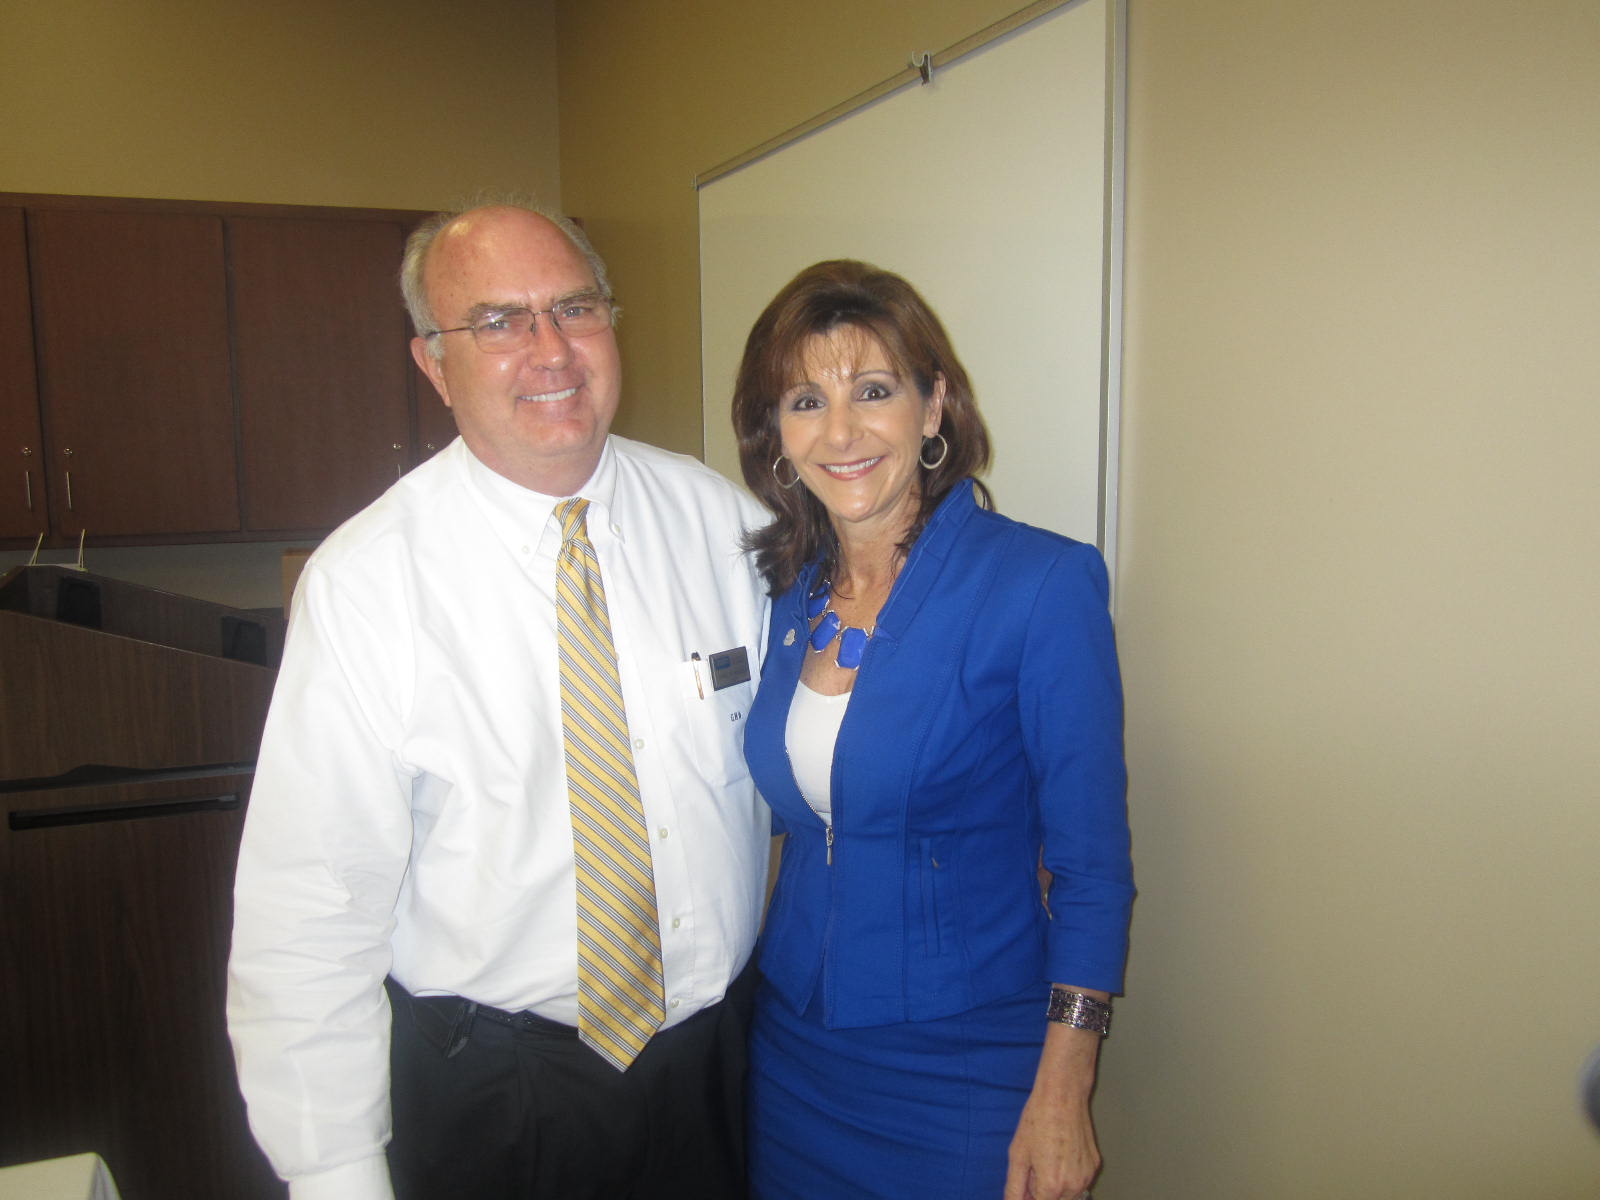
[426,294,615,353]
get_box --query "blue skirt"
[748,978,1044,1199]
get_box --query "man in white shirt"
[227,203,770,1200]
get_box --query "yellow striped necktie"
[554,498,665,1070]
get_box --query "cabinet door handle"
[62,447,75,510]
[23,469,32,510]
[394,443,404,479]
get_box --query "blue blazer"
[745,483,1134,1029]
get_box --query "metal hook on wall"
[911,51,933,84]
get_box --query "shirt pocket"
[676,660,754,787]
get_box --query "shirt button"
[670,998,681,1009]
[671,917,681,929]
[658,827,669,839]
[633,737,645,751]
[610,522,622,536]
[520,545,530,555]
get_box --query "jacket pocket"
[918,837,946,957]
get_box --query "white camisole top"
[784,681,852,825]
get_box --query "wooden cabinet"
[0,207,47,541]
[1,194,440,549]
[231,216,415,532]
[29,209,240,538]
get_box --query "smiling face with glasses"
[410,208,624,497]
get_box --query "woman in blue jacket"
[731,261,1134,1200]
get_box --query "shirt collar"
[458,436,621,549]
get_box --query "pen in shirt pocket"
[690,652,705,699]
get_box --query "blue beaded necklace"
[805,579,874,670]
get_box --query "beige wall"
[1108,3,1600,1194]
[0,0,562,209]
[560,1,1600,1195]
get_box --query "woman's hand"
[1003,997,1106,1200]
[1005,1083,1099,1199]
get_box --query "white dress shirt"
[227,436,770,1200]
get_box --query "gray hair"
[399,191,615,360]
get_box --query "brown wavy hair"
[732,260,992,593]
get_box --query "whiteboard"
[698,0,1122,556]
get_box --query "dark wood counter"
[0,565,286,1198]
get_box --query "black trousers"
[386,966,755,1200]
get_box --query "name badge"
[707,646,751,692]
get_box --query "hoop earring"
[919,433,949,470]
[772,454,802,489]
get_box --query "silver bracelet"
[1046,986,1112,1036]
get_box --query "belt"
[390,963,753,1060]
[388,978,578,1058]
[466,1001,575,1037]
